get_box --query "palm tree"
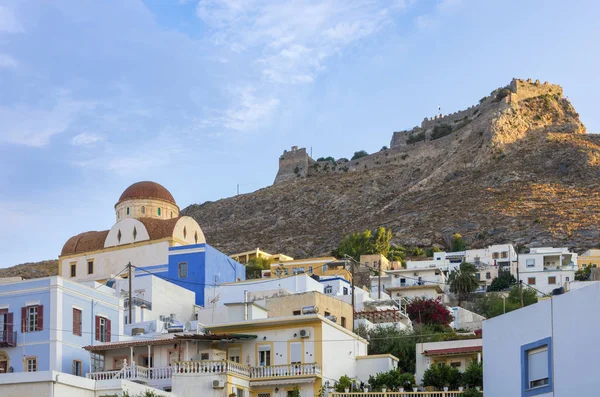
[448,262,479,306]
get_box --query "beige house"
[415,338,483,384]
[580,249,600,267]
[268,257,352,281]
[229,248,293,265]
[265,291,353,331]
[360,254,401,272]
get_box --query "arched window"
[141,206,145,214]
[158,208,161,216]
[126,207,130,215]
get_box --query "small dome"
[115,181,176,207]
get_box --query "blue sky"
[0,0,598,266]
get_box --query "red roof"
[424,346,482,356]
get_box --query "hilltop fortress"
[274,78,564,184]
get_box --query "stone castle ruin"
[273,78,564,185]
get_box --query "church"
[58,181,245,305]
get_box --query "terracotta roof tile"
[116,181,176,207]
[61,230,109,256]
[424,346,482,356]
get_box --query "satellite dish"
[184,321,192,332]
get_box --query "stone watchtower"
[274,146,313,184]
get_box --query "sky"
[0,0,599,266]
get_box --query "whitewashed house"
[517,247,577,295]
[371,268,447,302]
[484,282,600,396]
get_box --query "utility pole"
[237,184,239,196]
[519,280,524,308]
[351,258,355,332]
[378,259,382,300]
[128,262,132,324]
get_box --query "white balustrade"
[86,370,120,380]
[250,363,321,379]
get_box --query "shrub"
[462,389,483,397]
[430,124,453,140]
[479,96,488,104]
[338,157,349,163]
[351,150,369,160]
[422,363,462,389]
[462,361,483,389]
[494,87,511,101]
[406,297,453,327]
[335,375,355,392]
[369,369,415,391]
[407,131,426,144]
[380,146,388,151]
[317,156,336,163]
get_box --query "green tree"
[387,245,406,263]
[450,233,467,251]
[422,363,462,389]
[380,146,388,151]
[245,256,272,279]
[411,246,425,257]
[575,264,593,281]
[335,375,355,392]
[288,386,301,397]
[448,262,479,306]
[368,369,415,391]
[351,150,369,160]
[487,271,516,292]
[508,284,538,306]
[426,246,442,258]
[372,227,393,258]
[332,230,374,261]
[462,361,483,389]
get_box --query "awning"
[424,346,482,356]
[84,333,257,352]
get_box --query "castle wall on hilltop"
[421,105,480,130]
[274,146,313,184]
[509,78,563,104]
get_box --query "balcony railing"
[87,365,172,382]
[124,297,152,311]
[174,361,321,380]
[0,330,17,347]
[330,392,476,397]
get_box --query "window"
[527,277,536,285]
[234,387,245,397]
[526,258,535,268]
[178,262,188,278]
[289,341,302,364]
[450,362,461,368]
[73,308,82,336]
[324,286,333,294]
[566,277,570,282]
[141,206,145,214]
[341,317,347,328]
[324,311,331,317]
[548,276,556,285]
[292,310,301,316]
[91,353,104,373]
[284,268,290,276]
[95,316,111,342]
[87,260,94,274]
[486,272,491,280]
[400,278,406,286]
[70,263,76,278]
[308,266,313,274]
[200,353,210,360]
[22,305,42,333]
[258,345,271,366]
[126,207,130,215]
[26,357,37,372]
[492,252,499,259]
[228,347,241,363]
[258,393,271,397]
[343,287,349,295]
[158,207,161,216]
[322,265,327,272]
[521,338,552,396]
[133,227,137,240]
[501,251,509,258]
[475,273,481,281]
[72,360,82,376]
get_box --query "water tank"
[302,306,319,315]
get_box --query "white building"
[517,247,577,295]
[483,282,600,397]
[415,338,482,385]
[371,268,447,302]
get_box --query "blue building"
[0,276,121,376]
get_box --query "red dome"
[115,181,176,207]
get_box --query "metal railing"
[330,392,476,397]
[250,363,321,378]
[124,297,153,311]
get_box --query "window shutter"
[106,319,112,342]
[95,316,100,341]
[6,312,14,340]
[73,309,82,336]
[72,360,75,375]
[21,307,26,332]
[36,305,43,331]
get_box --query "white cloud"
[0,53,17,69]
[0,5,23,33]
[71,133,104,146]
[0,96,95,147]
[197,0,410,131]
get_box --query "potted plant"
[458,386,464,391]
[363,386,369,393]
[398,387,404,392]
[344,388,350,393]
[413,386,418,392]
[381,385,387,393]
[443,385,449,391]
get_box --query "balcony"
[87,365,173,384]
[124,297,152,311]
[330,392,477,397]
[174,360,321,380]
[0,330,17,347]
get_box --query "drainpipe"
[244,290,248,321]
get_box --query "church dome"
[115,181,176,207]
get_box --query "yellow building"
[415,339,483,385]
[265,291,353,330]
[580,249,600,267]
[229,248,293,265]
[268,257,352,281]
[360,253,401,272]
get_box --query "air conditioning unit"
[212,380,225,389]
[299,329,310,338]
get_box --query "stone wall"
[508,78,563,104]
[274,146,313,184]
[421,105,480,130]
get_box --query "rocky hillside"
[0,259,58,279]
[183,80,600,257]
